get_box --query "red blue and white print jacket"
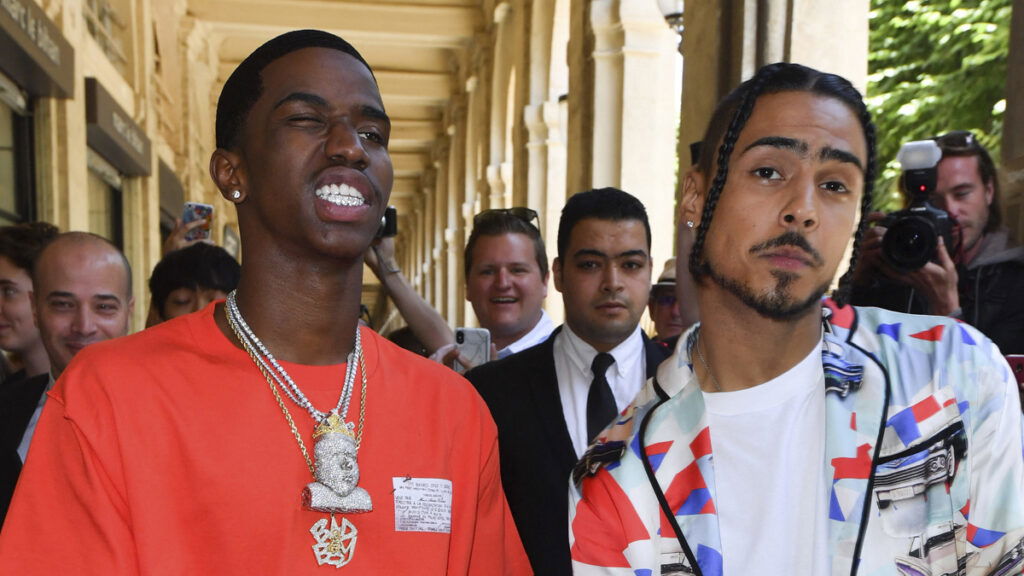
[569,303,1024,576]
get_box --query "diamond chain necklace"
[226,290,359,424]
[225,291,370,568]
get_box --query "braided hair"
[688,62,877,307]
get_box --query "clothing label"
[392,477,452,533]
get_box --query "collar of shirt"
[560,322,644,383]
[555,323,646,457]
[499,309,556,357]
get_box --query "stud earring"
[231,190,241,200]
[686,220,695,229]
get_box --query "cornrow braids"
[686,63,878,309]
[688,63,789,280]
[831,97,877,307]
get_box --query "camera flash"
[897,140,942,171]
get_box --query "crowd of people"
[0,29,1021,576]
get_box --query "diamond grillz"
[316,183,365,207]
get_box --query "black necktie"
[586,352,617,443]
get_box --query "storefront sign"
[86,78,151,176]
[0,0,73,97]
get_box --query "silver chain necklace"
[226,290,359,424]
[695,331,723,393]
[225,290,372,568]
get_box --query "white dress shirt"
[497,309,555,359]
[18,373,56,462]
[554,324,646,457]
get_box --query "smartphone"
[453,327,491,374]
[182,202,214,241]
[377,206,397,238]
[1007,355,1024,410]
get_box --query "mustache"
[749,231,824,266]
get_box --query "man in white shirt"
[463,207,554,358]
[467,187,670,574]
[569,62,1024,576]
[4,232,133,528]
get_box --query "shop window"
[0,99,35,226]
[84,0,129,75]
[87,150,124,248]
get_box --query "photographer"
[852,131,1024,354]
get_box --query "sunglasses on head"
[933,130,978,152]
[473,207,540,228]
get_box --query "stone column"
[431,152,450,320]
[680,0,868,167]
[566,0,595,195]
[524,103,548,214]
[464,73,482,217]
[1002,0,1024,243]
[588,0,678,267]
[487,2,514,209]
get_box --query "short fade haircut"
[464,212,549,279]
[690,63,877,307]
[0,222,59,272]
[33,232,134,300]
[557,187,652,260]
[148,243,241,319]
[932,130,1002,233]
[215,29,374,151]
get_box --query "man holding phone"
[430,207,556,371]
[466,187,670,574]
[463,207,555,359]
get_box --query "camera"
[881,140,954,271]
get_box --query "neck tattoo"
[695,332,723,393]
[226,290,369,568]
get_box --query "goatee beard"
[701,260,829,321]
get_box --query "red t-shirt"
[0,304,530,575]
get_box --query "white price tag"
[392,477,453,533]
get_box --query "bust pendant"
[302,414,373,514]
[303,414,372,567]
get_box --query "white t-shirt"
[702,340,829,576]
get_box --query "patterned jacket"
[569,303,1024,576]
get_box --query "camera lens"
[456,331,464,344]
[883,216,937,270]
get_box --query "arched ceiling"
[188,0,484,216]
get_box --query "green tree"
[867,0,1010,211]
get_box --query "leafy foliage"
[867,0,1010,210]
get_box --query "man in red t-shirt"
[0,30,529,576]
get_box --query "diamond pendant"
[311,515,357,567]
[302,415,373,514]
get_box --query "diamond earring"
[686,220,695,229]
[231,190,241,200]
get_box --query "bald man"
[31,232,133,378]
[4,233,134,524]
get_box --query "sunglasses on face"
[473,207,540,228]
[653,293,677,307]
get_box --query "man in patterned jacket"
[568,62,1024,576]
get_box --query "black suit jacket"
[466,328,669,575]
[0,371,50,527]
